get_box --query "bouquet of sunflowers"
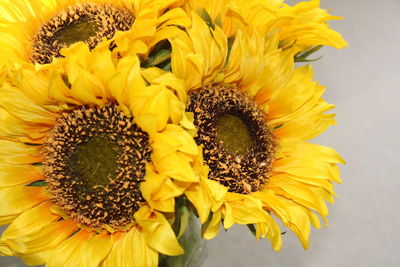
[0,0,346,266]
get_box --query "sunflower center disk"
[32,3,135,64]
[44,105,151,229]
[54,19,100,46]
[187,84,277,194]
[71,135,119,188]
[216,113,253,155]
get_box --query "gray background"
[1,0,400,266]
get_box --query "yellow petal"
[225,194,270,225]
[0,107,49,142]
[141,67,187,105]
[70,69,106,106]
[0,202,57,246]
[0,186,48,224]
[135,206,183,256]
[152,152,198,182]
[47,229,93,267]
[279,0,348,49]
[255,218,282,251]
[158,8,191,28]
[202,178,228,211]
[0,140,42,164]
[0,85,56,125]
[253,190,311,249]
[185,184,211,223]
[48,71,82,105]
[273,155,340,181]
[80,231,114,267]
[1,201,77,265]
[20,219,77,266]
[203,210,222,240]
[103,228,158,267]
[152,124,199,157]
[0,163,43,188]
[267,177,329,218]
[141,165,187,212]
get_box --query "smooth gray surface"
[1,0,399,266]
[206,0,400,267]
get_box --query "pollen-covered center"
[216,113,253,155]
[32,3,135,64]
[71,135,119,187]
[187,84,277,194]
[44,104,151,229]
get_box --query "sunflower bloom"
[0,43,200,266]
[183,0,348,51]
[0,0,190,66]
[166,12,344,250]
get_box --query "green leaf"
[224,36,235,67]
[166,255,183,267]
[197,8,213,29]
[177,205,190,239]
[294,56,324,63]
[23,142,42,147]
[295,45,324,63]
[247,224,257,237]
[215,14,222,28]
[201,212,213,237]
[144,49,171,68]
[172,197,191,239]
[27,180,47,187]
[278,39,296,50]
[142,40,172,69]
[161,62,171,72]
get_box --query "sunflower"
[0,0,189,66]
[183,0,348,53]
[163,11,345,250]
[0,42,201,266]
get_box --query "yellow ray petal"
[0,186,48,224]
[267,177,329,218]
[224,194,271,226]
[185,184,211,223]
[0,163,43,188]
[47,229,93,267]
[152,152,198,182]
[0,140,42,164]
[19,219,78,266]
[0,109,48,142]
[203,210,222,240]
[80,231,114,267]
[1,201,77,265]
[253,190,312,249]
[141,165,188,212]
[0,85,56,125]
[103,228,158,267]
[1,202,58,242]
[135,206,183,256]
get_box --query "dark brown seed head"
[32,3,134,64]
[44,104,151,229]
[187,84,277,194]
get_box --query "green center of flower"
[32,3,135,64]
[187,84,277,194]
[71,135,119,188]
[44,105,151,229]
[54,18,100,46]
[216,113,253,155]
